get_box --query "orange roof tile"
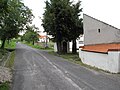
[81,43,120,53]
[39,35,46,38]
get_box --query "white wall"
[69,41,84,52]
[69,36,84,52]
[79,49,120,73]
[54,42,70,53]
[54,43,57,52]
[84,14,120,45]
[38,37,50,43]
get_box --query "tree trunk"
[33,40,34,45]
[45,33,48,48]
[57,41,62,54]
[72,39,77,54]
[7,39,10,44]
[1,39,6,49]
[62,41,67,53]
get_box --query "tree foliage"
[0,0,34,48]
[22,25,39,45]
[42,0,83,53]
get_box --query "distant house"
[38,35,49,43]
[79,14,120,73]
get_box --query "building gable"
[84,14,120,45]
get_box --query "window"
[79,41,83,44]
[98,29,100,33]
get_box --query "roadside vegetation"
[50,52,82,64]
[60,53,82,64]
[20,24,54,50]
[5,51,15,69]
[5,40,16,49]
[50,51,108,72]
[23,41,54,50]
[0,0,34,88]
[21,25,39,45]
[0,82,9,90]
[0,0,33,49]
[0,40,16,90]
[0,39,16,62]
[0,39,16,63]
[0,49,8,60]
[42,0,83,54]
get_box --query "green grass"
[49,52,108,72]
[0,51,15,90]
[60,53,103,71]
[5,51,15,68]
[0,40,1,46]
[60,54,82,64]
[5,40,16,49]
[0,39,16,59]
[0,40,16,90]
[50,52,83,65]
[0,52,2,59]
[0,82,9,90]
[23,41,54,50]
[0,49,8,59]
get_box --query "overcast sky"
[83,0,120,29]
[23,0,120,34]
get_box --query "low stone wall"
[79,49,120,73]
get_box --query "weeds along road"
[12,43,120,90]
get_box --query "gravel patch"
[0,66,12,83]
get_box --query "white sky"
[23,0,45,34]
[83,0,120,29]
[23,0,120,34]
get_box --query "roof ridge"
[83,13,120,30]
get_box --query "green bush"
[0,82,9,90]
[0,49,8,55]
[5,51,15,68]
[5,40,16,49]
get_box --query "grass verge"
[0,51,15,90]
[0,40,16,90]
[23,42,54,50]
[49,52,83,64]
[0,49,9,66]
[49,51,108,72]
[0,82,9,90]
[5,51,15,69]
[0,49,8,59]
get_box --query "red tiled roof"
[80,43,120,53]
[39,35,46,38]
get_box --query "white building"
[38,35,50,43]
[79,14,120,73]
[54,35,84,53]
[69,35,84,52]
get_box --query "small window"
[79,41,83,44]
[98,29,100,33]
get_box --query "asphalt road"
[12,43,120,90]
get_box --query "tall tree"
[22,25,39,45]
[42,0,83,54]
[42,0,72,54]
[70,1,83,53]
[0,0,33,48]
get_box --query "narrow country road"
[12,43,120,90]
